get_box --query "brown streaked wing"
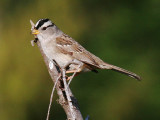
[56,34,101,68]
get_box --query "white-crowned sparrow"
[30,18,141,80]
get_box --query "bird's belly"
[43,47,72,67]
[40,40,72,67]
[53,53,73,67]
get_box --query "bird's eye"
[42,27,47,30]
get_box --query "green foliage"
[0,0,160,119]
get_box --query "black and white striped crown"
[35,18,54,30]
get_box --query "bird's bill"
[32,29,40,35]
[30,19,39,35]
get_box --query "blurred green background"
[0,0,160,120]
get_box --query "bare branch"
[33,39,83,120]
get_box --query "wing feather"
[56,34,103,68]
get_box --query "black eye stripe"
[42,24,54,30]
[47,24,54,28]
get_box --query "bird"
[31,18,141,80]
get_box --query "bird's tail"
[99,63,141,80]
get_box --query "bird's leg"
[68,63,83,85]
[66,72,80,81]
[63,59,83,84]
[53,60,77,77]
[66,67,81,81]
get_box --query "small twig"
[46,75,61,120]
[68,64,82,85]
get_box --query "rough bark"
[36,41,83,120]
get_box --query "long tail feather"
[101,63,141,80]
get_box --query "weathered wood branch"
[35,41,83,120]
